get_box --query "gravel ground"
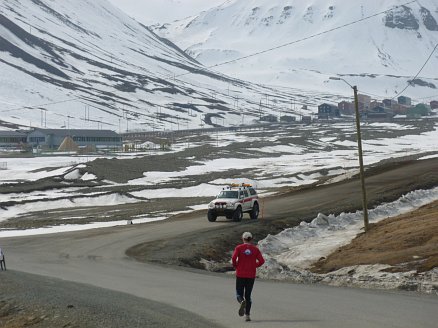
[0,271,223,328]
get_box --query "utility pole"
[330,77,369,232]
[353,85,369,231]
[67,115,72,130]
[259,99,262,120]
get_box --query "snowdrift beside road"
[257,187,438,293]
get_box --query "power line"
[391,42,438,100]
[2,0,431,126]
[211,1,417,69]
[168,0,436,105]
[1,98,79,113]
[173,0,417,79]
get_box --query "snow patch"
[257,187,438,293]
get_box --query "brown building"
[357,94,371,109]
[338,101,354,115]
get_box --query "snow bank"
[257,187,438,293]
[259,187,438,269]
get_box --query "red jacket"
[232,243,265,278]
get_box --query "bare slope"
[311,200,438,274]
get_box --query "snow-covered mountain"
[154,0,438,100]
[107,0,226,25]
[0,0,324,131]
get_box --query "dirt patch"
[311,200,438,274]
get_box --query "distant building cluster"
[318,95,436,120]
[0,128,122,152]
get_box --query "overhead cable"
[1,98,79,113]
[173,0,417,79]
[391,43,438,100]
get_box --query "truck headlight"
[208,203,215,209]
[227,203,235,209]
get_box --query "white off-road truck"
[207,183,260,222]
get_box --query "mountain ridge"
[1,0,326,131]
[154,0,438,99]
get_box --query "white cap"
[242,232,253,240]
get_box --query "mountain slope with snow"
[107,0,226,25]
[0,0,324,131]
[155,0,438,100]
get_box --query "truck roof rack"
[228,183,253,189]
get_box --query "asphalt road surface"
[2,158,438,327]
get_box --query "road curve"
[2,158,438,327]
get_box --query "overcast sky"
[107,0,226,25]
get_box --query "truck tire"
[250,202,259,220]
[207,210,217,222]
[233,206,243,222]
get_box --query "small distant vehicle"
[207,183,259,222]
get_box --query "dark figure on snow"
[0,247,6,271]
[232,232,265,322]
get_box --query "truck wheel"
[233,206,243,222]
[250,202,259,220]
[207,210,217,222]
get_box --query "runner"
[232,232,265,322]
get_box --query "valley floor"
[1,157,437,327]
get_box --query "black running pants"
[236,277,255,315]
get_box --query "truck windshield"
[218,190,238,199]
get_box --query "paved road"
[2,158,438,327]
[3,218,438,328]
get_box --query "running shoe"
[238,300,246,317]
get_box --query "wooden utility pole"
[330,76,369,232]
[353,85,369,232]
